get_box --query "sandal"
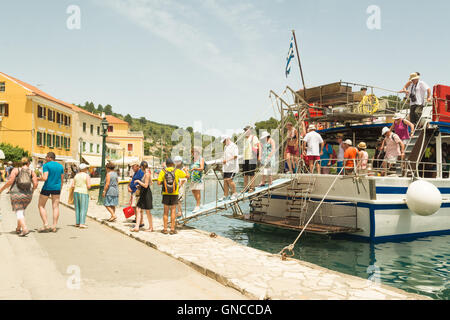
[161,229,168,234]
[169,230,178,235]
[144,228,153,232]
[16,227,22,234]
[37,225,51,233]
[50,227,57,233]
[108,217,117,223]
[19,230,30,237]
[79,225,88,229]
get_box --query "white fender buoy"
[406,180,442,216]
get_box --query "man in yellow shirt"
[157,158,188,234]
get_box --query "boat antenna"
[292,29,307,100]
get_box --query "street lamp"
[122,147,125,180]
[79,137,83,163]
[97,116,109,205]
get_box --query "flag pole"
[292,30,307,99]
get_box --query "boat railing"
[294,158,445,178]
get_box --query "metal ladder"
[285,175,316,226]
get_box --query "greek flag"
[285,36,295,78]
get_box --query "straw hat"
[393,113,403,120]
[409,72,420,81]
[357,142,367,149]
[336,133,344,139]
[308,124,316,131]
[343,139,353,146]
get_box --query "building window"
[90,124,94,135]
[68,116,71,127]
[37,105,46,119]
[128,144,133,152]
[0,82,5,92]
[56,136,61,148]
[97,144,100,153]
[83,122,86,132]
[97,126,100,135]
[47,134,52,147]
[36,132,42,146]
[48,110,54,122]
[83,142,86,152]
[56,112,61,124]
[0,104,9,117]
[67,138,71,150]
[108,125,113,133]
[90,143,93,153]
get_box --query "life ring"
[358,94,379,114]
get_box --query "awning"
[82,155,103,167]
[63,158,79,164]
[106,143,122,150]
[112,157,139,166]
[0,149,5,160]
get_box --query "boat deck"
[227,214,361,234]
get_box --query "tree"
[0,143,30,163]
[186,127,194,134]
[104,104,113,115]
[124,114,133,125]
[97,104,104,114]
[255,117,280,132]
[139,117,147,125]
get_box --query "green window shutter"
[68,138,71,150]
[37,132,41,146]
[47,133,51,147]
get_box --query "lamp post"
[122,147,125,180]
[79,137,83,163]
[97,116,109,205]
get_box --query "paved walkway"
[0,191,246,300]
[57,183,428,300]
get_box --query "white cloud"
[95,0,278,82]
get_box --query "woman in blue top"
[103,162,119,222]
[320,138,335,174]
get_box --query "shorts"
[386,156,398,164]
[262,168,273,175]
[306,155,320,163]
[162,194,179,206]
[190,182,204,191]
[40,189,61,196]
[243,160,257,176]
[223,172,236,179]
[286,145,299,156]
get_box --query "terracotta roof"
[105,115,129,125]
[0,71,101,119]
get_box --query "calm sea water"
[90,178,449,300]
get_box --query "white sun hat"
[393,113,403,120]
[343,139,353,146]
[79,163,89,170]
[173,156,183,163]
[382,127,390,136]
[220,135,230,143]
[260,131,270,139]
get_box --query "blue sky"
[1,0,449,135]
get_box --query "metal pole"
[292,30,307,99]
[97,118,108,205]
[122,148,125,180]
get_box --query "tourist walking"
[131,161,153,232]
[357,142,369,174]
[242,125,261,192]
[400,72,431,124]
[128,161,144,227]
[103,162,119,222]
[259,132,276,186]
[174,156,188,217]
[390,113,414,146]
[285,122,299,173]
[380,127,405,175]
[37,152,64,233]
[158,158,187,235]
[190,147,205,213]
[5,161,14,179]
[71,163,91,228]
[336,133,345,174]
[302,124,324,174]
[220,135,239,201]
[0,157,38,237]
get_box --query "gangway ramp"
[178,178,292,225]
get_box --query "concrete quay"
[60,183,429,300]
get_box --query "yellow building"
[0,72,75,165]
[105,115,144,161]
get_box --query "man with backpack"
[380,127,405,175]
[157,158,187,235]
[37,152,64,233]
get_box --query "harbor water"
[89,178,450,300]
